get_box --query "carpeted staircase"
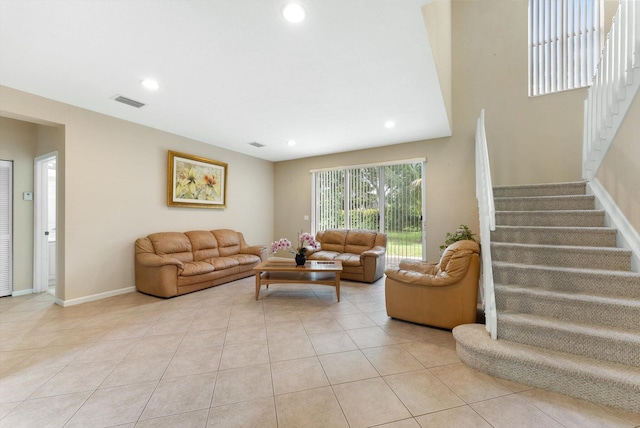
[453,181,640,414]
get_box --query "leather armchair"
[384,240,480,329]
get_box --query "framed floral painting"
[167,150,227,208]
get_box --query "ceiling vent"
[248,142,265,148]
[113,95,145,108]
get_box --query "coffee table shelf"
[253,260,343,301]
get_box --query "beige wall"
[597,94,640,233]
[1,86,274,303]
[274,0,588,261]
[0,117,36,292]
[595,0,639,235]
[422,0,452,128]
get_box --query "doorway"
[34,153,56,294]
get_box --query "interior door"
[34,153,56,294]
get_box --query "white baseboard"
[57,286,136,307]
[587,178,640,273]
[12,288,34,297]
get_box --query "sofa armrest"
[385,269,458,287]
[242,245,268,261]
[398,260,438,275]
[360,246,386,258]
[136,253,184,270]
[303,245,321,256]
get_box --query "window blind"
[529,0,603,96]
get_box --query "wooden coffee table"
[253,259,343,301]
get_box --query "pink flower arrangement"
[270,232,320,256]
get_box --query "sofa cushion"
[318,230,347,253]
[213,229,242,256]
[185,230,220,261]
[335,253,362,267]
[148,232,194,263]
[180,261,216,277]
[345,230,376,254]
[206,257,240,270]
[308,250,340,261]
[231,254,262,265]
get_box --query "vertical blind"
[529,0,603,96]
[314,169,345,231]
[312,160,424,267]
[0,160,12,297]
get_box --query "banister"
[583,0,640,181]
[475,109,497,339]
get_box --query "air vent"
[248,142,265,148]
[113,95,145,108]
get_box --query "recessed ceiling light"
[384,120,396,128]
[287,140,296,146]
[282,3,305,23]
[141,79,159,90]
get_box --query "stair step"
[491,225,617,247]
[493,181,587,198]
[453,323,640,414]
[495,210,606,227]
[492,261,640,299]
[491,242,632,271]
[494,284,640,330]
[494,195,595,211]
[497,313,640,367]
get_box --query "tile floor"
[1,277,639,428]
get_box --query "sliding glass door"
[382,162,424,267]
[311,159,426,267]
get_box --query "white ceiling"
[0,0,450,162]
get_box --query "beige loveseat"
[305,229,387,283]
[135,229,266,298]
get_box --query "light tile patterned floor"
[1,277,639,427]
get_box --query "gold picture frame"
[167,150,227,208]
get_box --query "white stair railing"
[475,109,497,339]
[583,0,640,180]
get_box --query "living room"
[1,0,639,425]
[4,1,634,306]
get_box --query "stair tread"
[493,181,586,190]
[494,225,616,232]
[495,194,594,200]
[453,324,640,384]
[492,241,630,253]
[495,209,605,215]
[495,283,640,307]
[492,261,640,278]
[498,313,640,338]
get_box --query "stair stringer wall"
[587,178,640,273]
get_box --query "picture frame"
[167,150,227,208]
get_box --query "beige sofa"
[135,229,266,298]
[305,229,387,283]
[384,240,480,329]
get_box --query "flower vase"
[295,253,306,266]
